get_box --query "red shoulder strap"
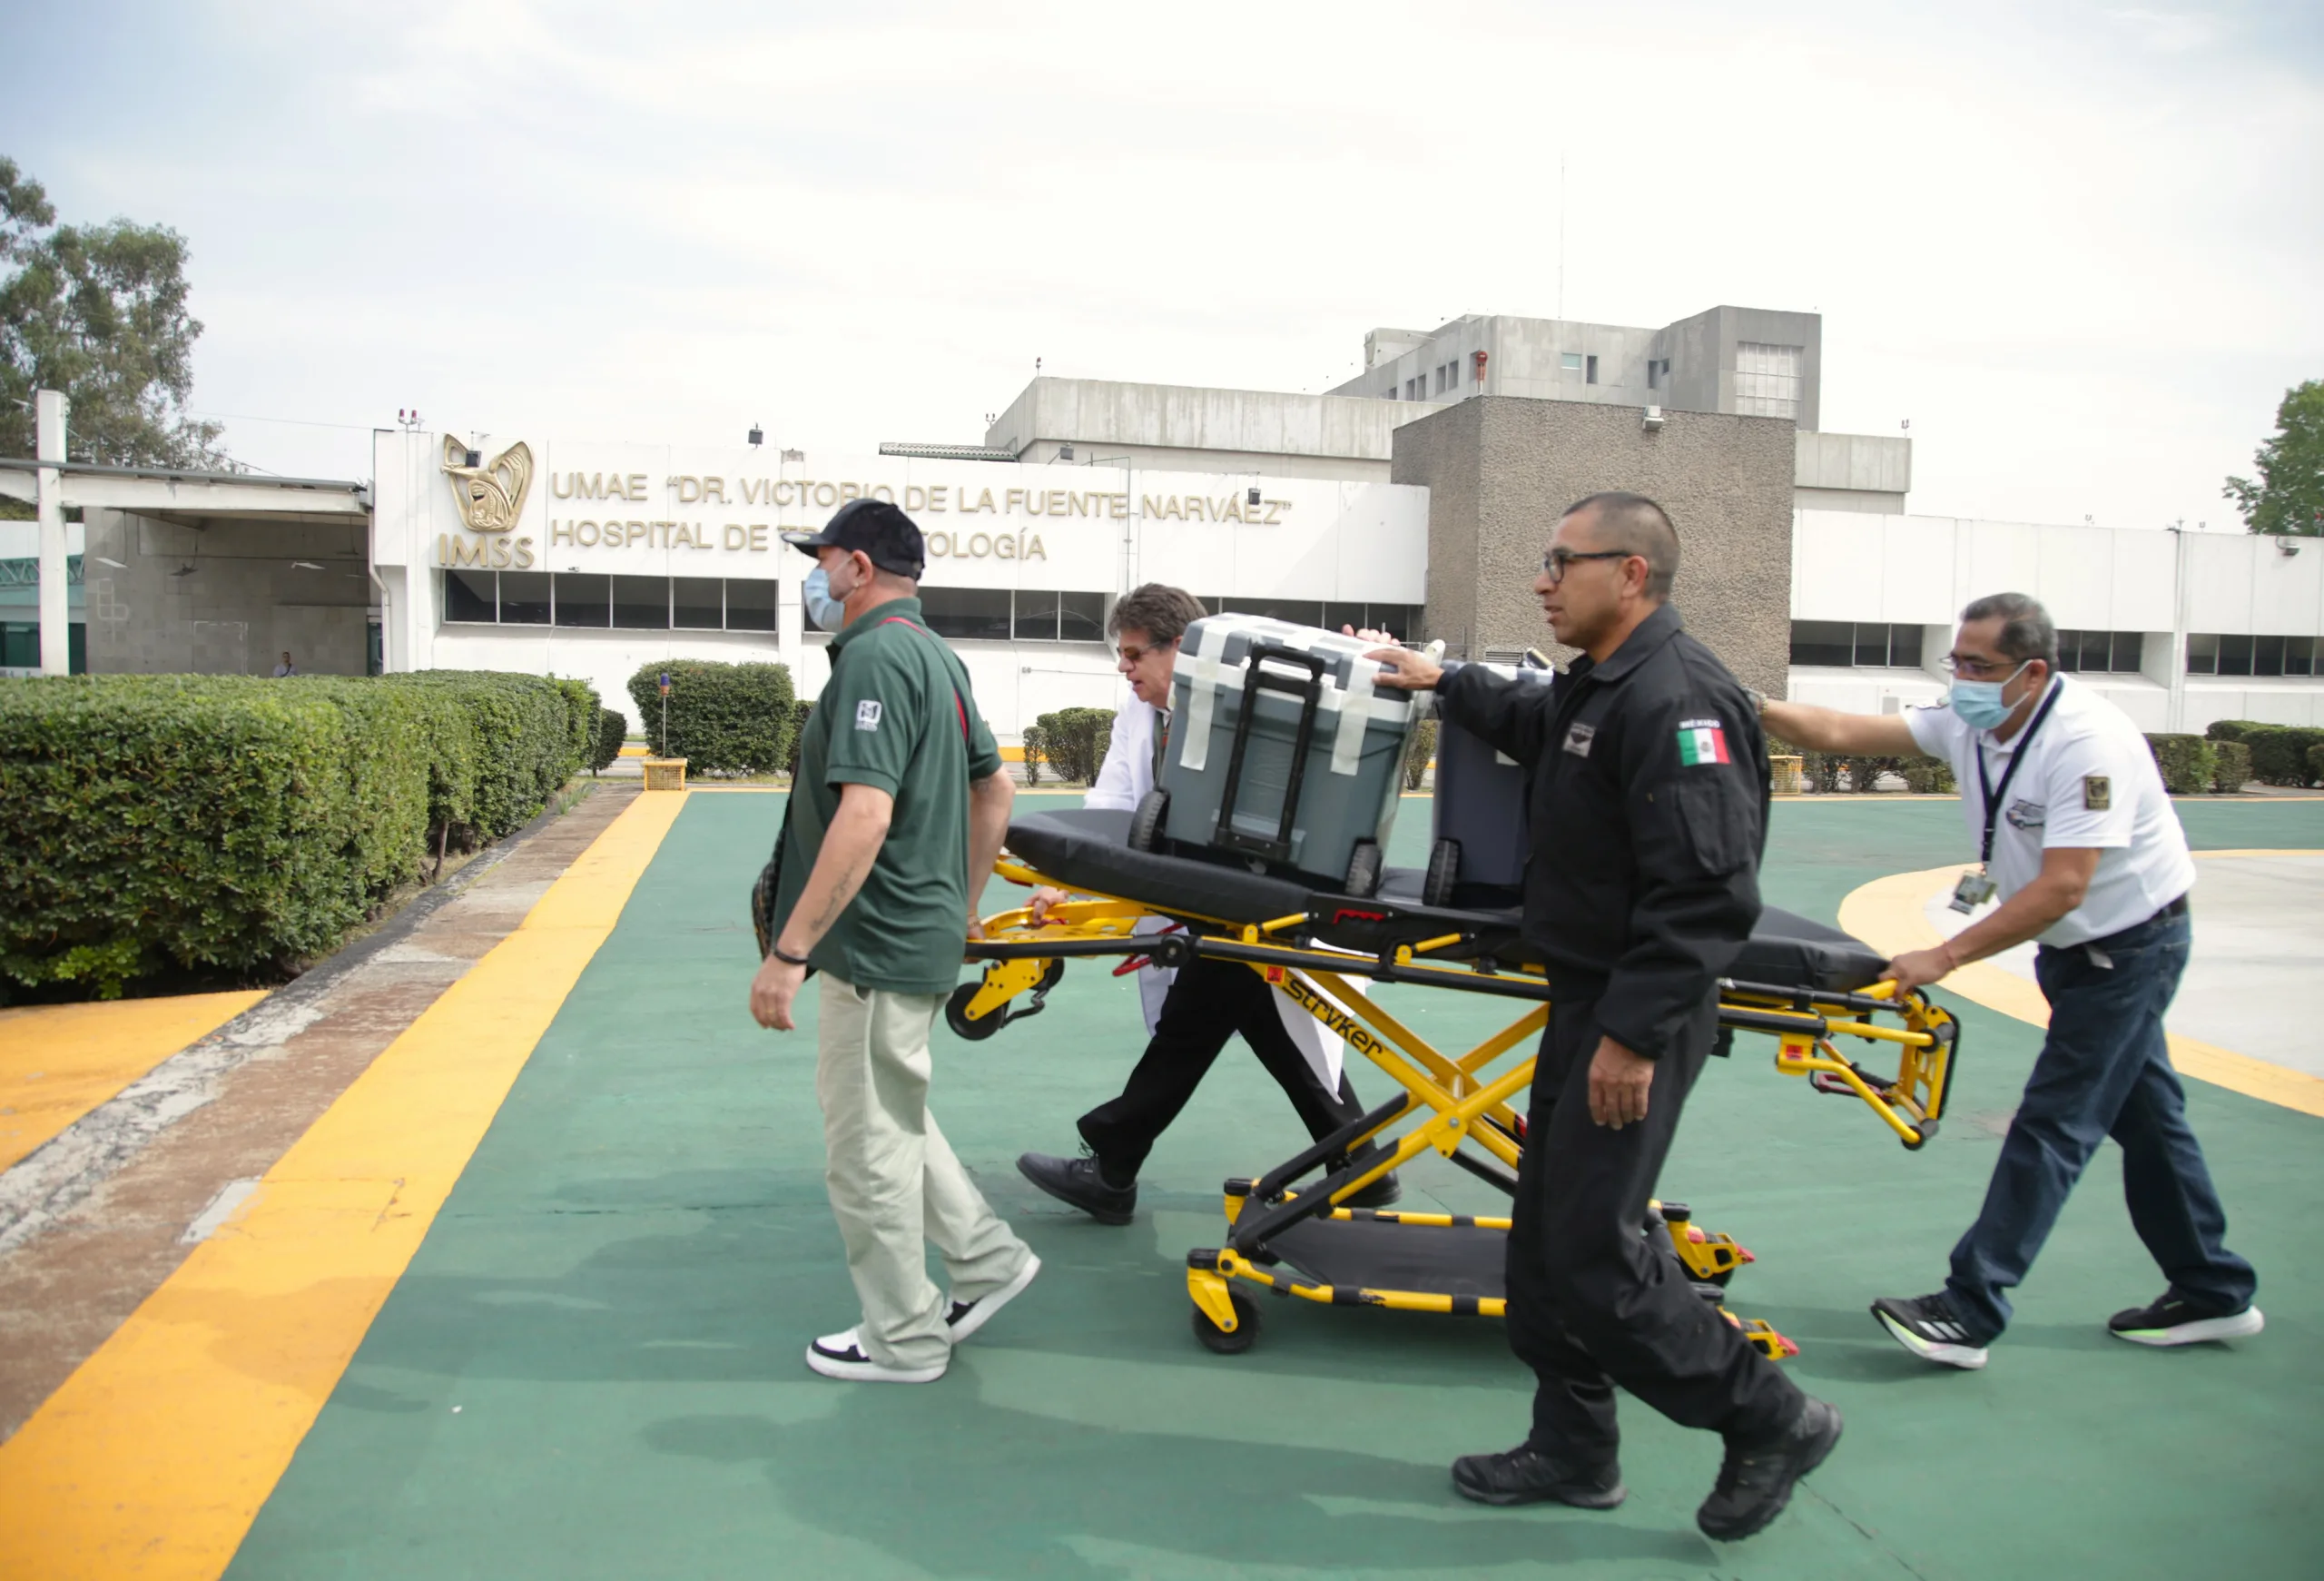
[877,616,970,741]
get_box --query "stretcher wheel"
[1130,789,1169,853]
[1192,1290,1261,1354]
[944,982,1004,1041]
[1344,839,1382,899]
[1423,838,1461,907]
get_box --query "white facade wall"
[1787,509,2324,734]
[371,430,1428,738]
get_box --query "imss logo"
[438,435,537,568]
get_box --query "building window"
[673,577,724,630]
[1059,591,1106,641]
[920,587,1012,640]
[2187,633,2318,677]
[1560,352,1582,372]
[613,575,668,629]
[725,580,777,632]
[442,572,780,635]
[1790,620,1922,667]
[554,573,612,628]
[2054,629,2144,674]
[498,570,551,624]
[1585,354,1599,385]
[445,568,495,623]
[1735,342,1802,419]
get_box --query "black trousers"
[1506,994,1804,1457]
[1078,954,1366,1182]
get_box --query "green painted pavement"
[227,795,2324,1580]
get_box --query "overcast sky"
[7,0,2319,530]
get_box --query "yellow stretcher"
[953,808,1958,1359]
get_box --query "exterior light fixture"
[1247,485,1262,506]
[780,449,804,462]
[1642,405,1665,432]
[748,425,763,448]
[1058,442,1074,460]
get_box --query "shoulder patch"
[855,699,882,732]
[2083,774,2110,811]
[1676,719,1730,766]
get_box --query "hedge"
[1019,723,1047,785]
[2202,717,2324,784]
[2310,743,2324,786]
[0,670,592,999]
[2212,740,2251,793]
[2144,734,2215,795]
[591,707,627,774]
[1767,738,1951,793]
[2241,726,2324,786]
[625,659,797,775]
[1402,718,1438,790]
[1035,707,1115,785]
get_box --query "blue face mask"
[1948,660,2032,730]
[803,566,847,632]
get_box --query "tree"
[2223,380,2324,538]
[0,155,229,478]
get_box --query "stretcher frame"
[958,855,1958,1358]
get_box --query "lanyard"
[1974,681,2064,866]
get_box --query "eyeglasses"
[1939,654,2024,679]
[1539,548,1633,585]
[1115,638,1177,667]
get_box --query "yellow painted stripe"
[0,791,688,1581]
[1838,864,2324,1120]
[0,991,266,1172]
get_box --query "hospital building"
[5,304,2320,742]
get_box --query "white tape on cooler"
[1179,618,1230,772]
[1330,656,1377,776]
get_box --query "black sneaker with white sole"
[1870,1291,1990,1369]
[946,1253,1042,1343]
[805,1329,946,1384]
[2108,1292,2265,1348]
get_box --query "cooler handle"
[1214,641,1326,862]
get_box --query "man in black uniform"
[1369,492,1840,1543]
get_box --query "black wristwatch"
[770,943,812,967]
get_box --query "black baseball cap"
[783,499,925,578]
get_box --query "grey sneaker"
[1871,1291,1989,1369]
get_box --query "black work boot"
[1017,1151,1137,1225]
[1451,1444,1626,1508]
[1697,1398,1844,1541]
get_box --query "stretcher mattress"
[1004,808,1890,993]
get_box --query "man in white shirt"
[1762,592,2260,1370]
[1016,583,1401,1221]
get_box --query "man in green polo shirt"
[750,499,1038,1384]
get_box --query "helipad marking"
[1839,862,2324,1119]
[0,790,686,1581]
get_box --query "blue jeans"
[1945,906,2258,1341]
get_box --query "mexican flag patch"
[1677,718,1730,766]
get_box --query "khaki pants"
[815,973,1030,1370]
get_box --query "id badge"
[1949,871,1997,914]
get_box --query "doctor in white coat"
[1017,584,1401,1223]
